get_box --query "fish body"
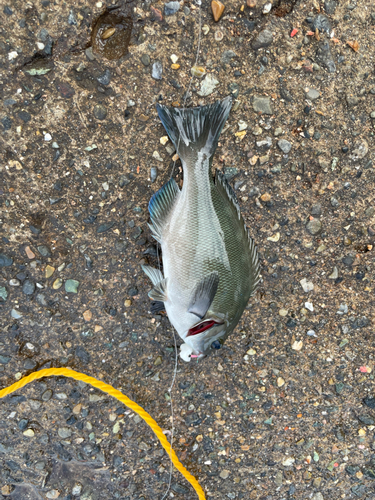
[142,97,260,361]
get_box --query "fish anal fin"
[148,278,168,302]
[148,178,179,240]
[188,272,219,319]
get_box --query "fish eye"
[211,340,221,350]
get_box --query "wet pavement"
[1,0,375,499]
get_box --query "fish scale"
[142,97,260,361]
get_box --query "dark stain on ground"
[91,9,133,61]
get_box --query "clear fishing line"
[162,1,202,497]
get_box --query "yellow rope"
[0,367,206,500]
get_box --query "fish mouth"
[187,319,224,337]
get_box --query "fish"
[142,96,260,362]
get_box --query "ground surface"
[1,0,375,499]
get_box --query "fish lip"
[186,318,224,338]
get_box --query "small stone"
[316,41,336,73]
[246,348,256,355]
[170,54,178,64]
[211,0,225,22]
[220,469,230,479]
[198,74,219,97]
[263,2,272,14]
[252,96,273,115]
[171,63,180,70]
[165,1,180,15]
[46,490,60,499]
[53,278,63,290]
[351,139,368,160]
[191,66,206,78]
[93,104,107,120]
[18,111,31,123]
[11,309,23,319]
[65,279,79,293]
[305,302,314,312]
[306,88,320,100]
[141,54,150,66]
[72,484,82,496]
[22,280,36,295]
[58,427,72,439]
[238,120,247,131]
[277,139,292,154]
[328,267,338,279]
[124,299,131,307]
[25,246,35,259]
[0,286,8,301]
[23,429,35,437]
[45,265,55,278]
[312,14,331,34]
[306,219,322,235]
[85,47,95,61]
[260,193,271,202]
[312,494,324,500]
[282,457,295,466]
[83,310,92,321]
[150,167,158,182]
[152,61,163,80]
[292,340,303,351]
[252,30,273,50]
[277,377,285,387]
[37,245,51,257]
[279,308,288,316]
[300,278,314,292]
[307,330,317,337]
[97,69,111,86]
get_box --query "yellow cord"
[0,367,206,500]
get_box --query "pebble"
[97,69,111,86]
[351,138,368,160]
[252,96,273,115]
[252,30,273,50]
[312,14,331,34]
[293,340,304,351]
[164,1,180,15]
[11,309,22,319]
[37,245,51,257]
[282,457,295,466]
[22,280,35,295]
[300,278,314,292]
[25,246,36,259]
[150,166,158,182]
[83,310,92,321]
[72,484,82,496]
[58,427,72,439]
[311,203,321,216]
[0,287,8,301]
[170,54,178,64]
[220,469,230,479]
[152,61,163,80]
[211,0,225,22]
[277,377,285,387]
[65,279,79,293]
[23,429,35,437]
[260,193,271,202]
[46,490,60,499]
[252,126,263,136]
[305,302,314,311]
[93,104,107,120]
[316,41,336,73]
[0,254,13,267]
[238,120,248,131]
[19,111,31,123]
[53,278,63,290]
[307,330,317,337]
[328,267,339,279]
[277,139,292,154]
[306,88,320,100]
[221,50,237,64]
[306,219,322,235]
[262,2,272,14]
[279,308,288,316]
[141,54,150,66]
[198,74,219,97]
[191,66,206,78]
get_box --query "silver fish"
[142,97,260,362]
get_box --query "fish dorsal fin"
[244,223,261,295]
[215,170,241,220]
[141,265,164,286]
[148,178,179,241]
[188,272,219,319]
[148,278,168,302]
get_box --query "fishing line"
[161,2,202,497]
[169,0,202,181]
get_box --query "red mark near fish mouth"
[187,320,221,337]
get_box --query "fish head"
[180,314,231,361]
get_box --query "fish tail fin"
[156,96,232,164]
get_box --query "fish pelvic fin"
[148,178,179,242]
[188,271,219,319]
[148,278,168,302]
[156,96,233,164]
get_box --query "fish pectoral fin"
[148,278,168,302]
[148,178,179,241]
[150,301,165,314]
[188,272,219,319]
[141,265,164,287]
